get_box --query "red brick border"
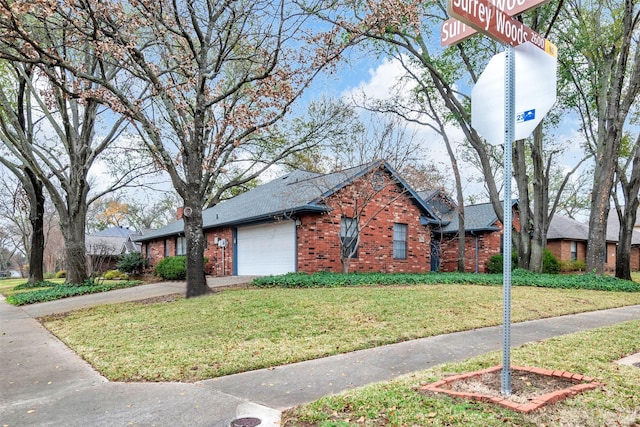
[419,365,603,413]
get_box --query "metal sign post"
[444,0,557,397]
[501,45,515,396]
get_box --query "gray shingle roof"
[92,226,138,238]
[436,200,515,234]
[606,210,640,244]
[135,160,435,242]
[546,215,589,240]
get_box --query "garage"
[236,221,297,275]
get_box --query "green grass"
[0,277,65,297]
[283,320,640,426]
[40,285,640,382]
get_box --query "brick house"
[420,190,518,273]
[547,213,640,271]
[136,161,443,276]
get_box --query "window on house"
[340,217,358,258]
[393,223,408,259]
[570,241,577,261]
[144,242,150,260]
[176,236,187,256]
[164,239,170,257]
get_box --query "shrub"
[155,256,187,280]
[487,255,503,274]
[573,260,586,271]
[558,260,573,272]
[542,249,559,274]
[117,252,148,276]
[55,270,66,279]
[102,270,129,280]
[486,252,518,274]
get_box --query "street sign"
[441,0,551,46]
[444,0,557,396]
[471,41,557,145]
[448,0,557,56]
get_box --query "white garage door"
[237,221,296,275]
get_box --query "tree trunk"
[512,138,531,270]
[614,138,640,280]
[25,168,45,283]
[59,203,89,285]
[586,158,615,274]
[529,125,550,273]
[441,125,466,272]
[183,202,209,298]
[615,207,635,280]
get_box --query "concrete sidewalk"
[1,280,639,427]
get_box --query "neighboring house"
[86,226,142,273]
[546,215,590,268]
[606,212,640,271]
[135,161,442,276]
[545,214,640,271]
[418,189,519,273]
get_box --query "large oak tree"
[0,0,351,296]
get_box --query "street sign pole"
[444,0,557,396]
[501,45,515,396]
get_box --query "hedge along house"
[135,160,443,276]
[420,190,520,273]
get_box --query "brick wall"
[436,208,520,273]
[203,228,234,276]
[146,238,171,268]
[438,231,501,273]
[631,247,640,271]
[144,229,236,276]
[296,173,431,273]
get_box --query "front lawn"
[40,284,640,382]
[283,320,640,426]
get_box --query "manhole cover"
[230,417,261,427]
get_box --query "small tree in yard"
[319,161,411,274]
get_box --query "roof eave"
[133,205,329,242]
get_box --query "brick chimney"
[176,207,184,220]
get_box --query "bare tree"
[556,0,640,273]
[0,167,45,281]
[313,0,597,272]
[353,55,468,272]
[0,0,354,296]
[311,161,413,273]
[0,60,152,284]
